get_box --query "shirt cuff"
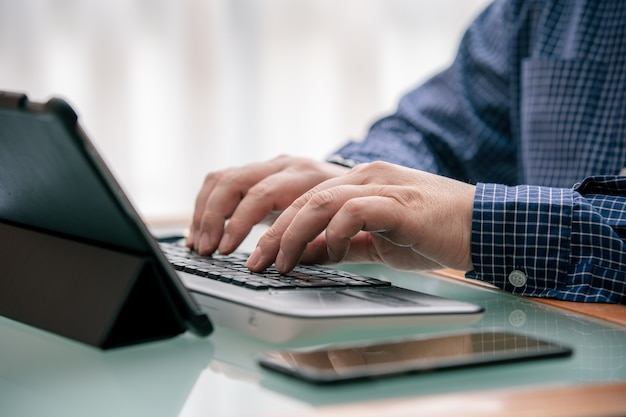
[466,183,573,297]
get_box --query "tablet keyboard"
[160,242,391,291]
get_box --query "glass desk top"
[1,263,625,417]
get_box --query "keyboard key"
[159,242,388,291]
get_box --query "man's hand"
[246,161,476,273]
[187,155,349,255]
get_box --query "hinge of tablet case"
[0,91,28,109]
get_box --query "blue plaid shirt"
[330,0,626,303]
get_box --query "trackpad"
[337,289,424,307]
[263,289,421,309]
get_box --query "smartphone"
[258,330,572,384]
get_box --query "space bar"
[337,289,422,306]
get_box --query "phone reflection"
[262,331,568,380]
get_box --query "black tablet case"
[0,91,212,348]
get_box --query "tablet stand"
[0,222,187,349]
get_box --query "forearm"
[329,118,440,172]
[329,0,517,184]
[467,176,626,304]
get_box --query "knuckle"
[367,160,390,170]
[217,170,243,189]
[202,170,223,186]
[394,187,419,206]
[341,198,368,217]
[307,189,338,210]
[290,157,317,171]
[281,226,302,245]
[247,181,274,200]
[271,154,291,162]
[349,160,391,182]
[354,160,386,173]
[290,188,317,209]
[206,168,244,191]
[324,225,348,244]
[199,210,220,227]
[261,226,284,244]
[270,154,303,169]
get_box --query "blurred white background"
[0,0,490,221]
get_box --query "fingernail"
[327,246,338,263]
[198,232,211,254]
[186,229,194,247]
[218,233,233,254]
[275,250,286,272]
[246,246,262,269]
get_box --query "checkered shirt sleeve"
[467,176,626,303]
[330,0,626,188]
[328,0,626,303]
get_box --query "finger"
[325,191,471,271]
[190,160,290,254]
[323,196,444,270]
[250,184,383,272]
[195,174,243,254]
[219,162,348,254]
[323,195,399,263]
[216,178,288,255]
[280,186,362,272]
[325,194,419,261]
[299,231,375,265]
[286,189,417,270]
[281,186,435,272]
[298,234,332,264]
[245,164,402,271]
[187,173,219,248]
[246,185,346,271]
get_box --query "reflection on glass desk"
[1,263,625,417]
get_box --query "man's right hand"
[187,155,349,255]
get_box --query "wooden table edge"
[270,381,626,417]
[433,269,626,328]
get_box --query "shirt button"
[508,270,527,287]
